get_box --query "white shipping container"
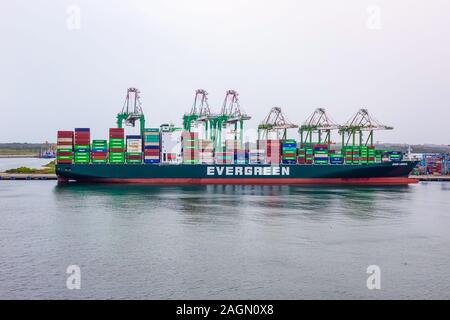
[161,131,182,154]
[127,139,142,150]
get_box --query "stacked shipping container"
[297,145,313,164]
[74,128,90,164]
[352,146,360,165]
[109,128,125,164]
[329,150,344,164]
[389,151,403,162]
[245,142,260,164]
[314,144,329,165]
[126,135,143,164]
[343,146,353,164]
[56,131,74,164]
[161,129,182,164]
[143,129,160,164]
[57,126,406,167]
[281,140,296,164]
[91,140,108,164]
[199,139,214,164]
[359,146,376,164]
[247,142,266,164]
[367,146,376,164]
[266,140,281,164]
[215,147,233,164]
[225,140,245,165]
[182,132,199,164]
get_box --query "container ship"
[55,88,418,185]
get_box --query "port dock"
[0,173,57,180]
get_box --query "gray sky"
[1,0,449,144]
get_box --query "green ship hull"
[56,161,419,185]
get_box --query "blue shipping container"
[144,160,160,164]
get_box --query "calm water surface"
[0,181,449,299]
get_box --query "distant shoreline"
[0,155,40,158]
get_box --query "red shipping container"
[57,161,73,164]
[91,152,108,157]
[57,141,73,146]
[144,151,160,156]
[110,148,125,153]
[74,137,90,141]
[57,131,73,137]
[57,151,73,157]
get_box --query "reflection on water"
[3,181,450,299]
[53,183,414,222]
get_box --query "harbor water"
[1,180,450,299]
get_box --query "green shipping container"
[74,145,90,150]
[57,148,73,153]
[91,159,108,164]
[92,140,107,144]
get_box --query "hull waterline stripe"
[59,177,419,185]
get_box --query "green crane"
[215,90,250,150]
[116,87,145,135]
[194,89,217,141]
[338,108,393,147]
[258,107,298,140]
[182,89,204,132]
[299,108,339,148]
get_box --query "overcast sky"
[1,0,449,144]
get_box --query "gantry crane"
[183,89,203,133]
[184,89,217,140]
[214,90,251,149]
[258,107,298,140]
[299,108,340,147]
[338,108,393,147]
[116,87,145,135]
